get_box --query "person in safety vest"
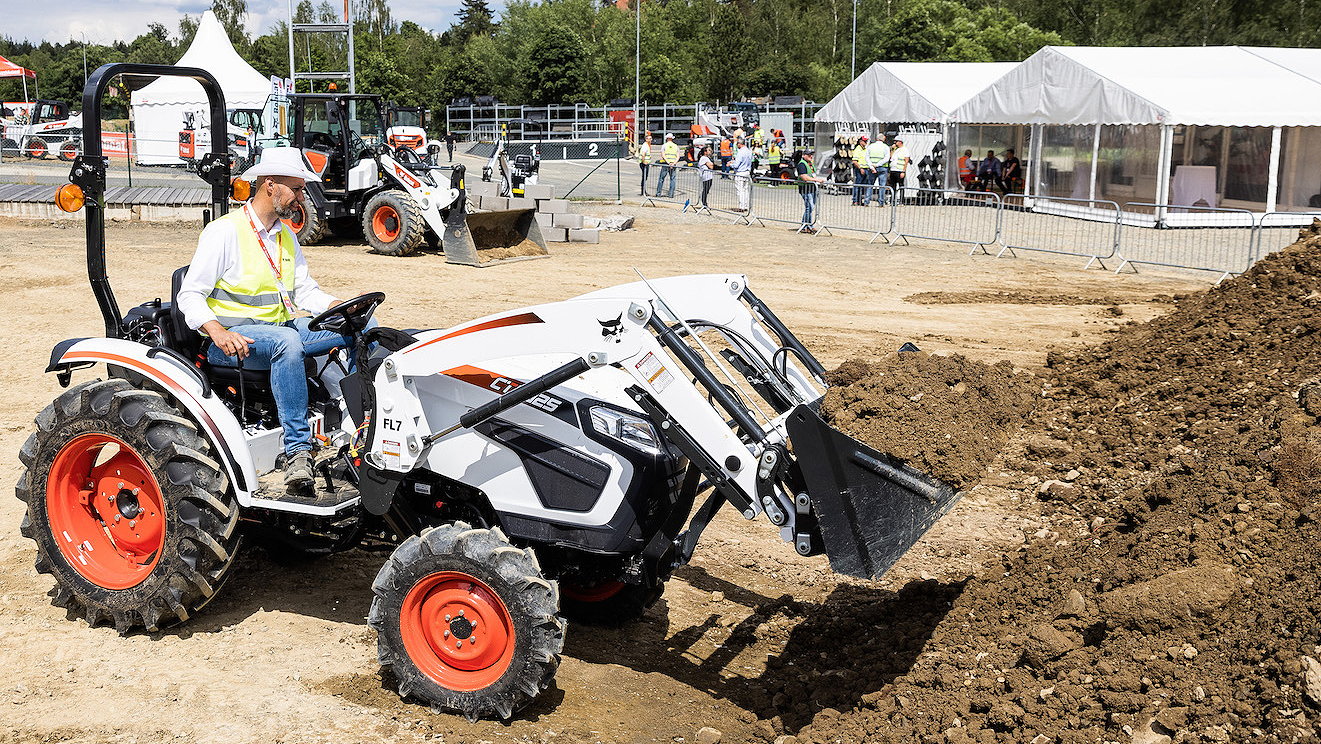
[851,136,870,206]
[864,133,890,206]
[718,136,734,177]
[655,132,681,198]
[958,149,974,189]
[751,124,765,149]
[637,132,653,196]
[767,140,782,177]
[177,148,359,492]
[889,138,912,200]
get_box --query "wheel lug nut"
[443,630,449,638]
[455,641,462,650]
[114,515,121,522]
[469,638,476,645]
[129,520,136,528]
[445,614,451,621]
[458,609,465,616]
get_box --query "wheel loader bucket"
[442,164,550,268]
[785,404,962,580]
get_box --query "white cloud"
[5,0,502,45]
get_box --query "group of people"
[957,148,1022,193]
[634,123,791,206]
[847,134,912,207]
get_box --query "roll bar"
[74,63,231,339]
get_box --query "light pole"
[851,0,857,80]
[80,32,89,86]
[634,0,641,143]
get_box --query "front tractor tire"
[370,523,565,720]
[15,378,241,634]
[362,190,426,256]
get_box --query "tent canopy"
[132,11,269,109]
[815,62,1016,124]
[953,46,1321,127]
[0,55,36,80]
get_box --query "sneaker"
[284,451,315,489]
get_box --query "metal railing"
[750,175,820,232]
[1115,203,1257,279]
[1001,195,1121,268]
[815,186,894,241]
[1254,211,1321,263]
[892,188,1002,252]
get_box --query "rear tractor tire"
[15,378,242,634]
[369,522,565,721]
[362,190,426,256]
[559,578,664,627]
[284,192,327,245]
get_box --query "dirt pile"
[821,352,1039,489]
[790,226,1321,743]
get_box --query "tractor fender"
[49,337,259,504]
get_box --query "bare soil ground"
[0,207,1206,744]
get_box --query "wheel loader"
[283,91,545,265]
[18,64,962,721]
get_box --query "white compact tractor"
[1,98,82,160]
[18,64,961,721]
[285,92,543,265]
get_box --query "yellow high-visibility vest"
[639,142,652,163]
[661,141,680,165]
[866,141,890,168]
[205,207,297,328]
[767,144,781,165]
[851,144,867,168]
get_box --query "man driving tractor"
[176,147,355,492]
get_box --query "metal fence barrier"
[1001,195,1121,269]
[814,186,894,241]
[1116,203,1257,280]
[1254,212,1321,263]
[750,175,819,233]
[892,188,1002,252]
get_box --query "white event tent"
[130,11,271,165]
[950,46,1321,219]
[813,61,1015,151]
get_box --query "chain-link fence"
[1001,195,1121,268]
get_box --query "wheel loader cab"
[292,94,387,191]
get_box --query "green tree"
[212,0,250,51]
[456,0,495,41]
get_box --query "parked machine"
[178,108,258,173]
[19,63,962,723]
[286,92,544,263]
[385,103,438,163]
[1,99,81,160]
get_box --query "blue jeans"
[852,167,869,203]
[866,169,889,206]
[800,189,817,227]
[207,317,365,455]
[655,165,676,197]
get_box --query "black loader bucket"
[442,164,550,268]
[785,404,962,580]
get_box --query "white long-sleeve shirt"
[177,204,336,331]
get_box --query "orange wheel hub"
[45,433,166,589]
[26,139,46,158]
[561,579,625,602]
[400,571,515,691]
[372,205,401,242]
[283,204,306,233]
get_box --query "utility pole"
[634,0,641,143]
[851,0,857,80]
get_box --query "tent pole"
[1089,123,1100,203]
[1025,124,1039,198]
[1155,124,1173,224]
[1266,126,1281,213]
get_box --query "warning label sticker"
[382,439,401,470]
[635,352,674,393]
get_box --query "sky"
[3,0,498,45]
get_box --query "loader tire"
[559,579,664,627]
[25,137,48,159]
[16,378,242,634]
[284,192,327,245]
[58,139,79,161]
[362,190,426,256]
[1,138,18,157]
[370,522,565,721]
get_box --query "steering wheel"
[309,292,386,335]
[307,131,337,151]
[395,145,423,165]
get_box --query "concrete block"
[480,196,510,211]
[542,226,569,242]
[522,183,554,200]
[537,198,569,213]
[467,179,498,198]
[534,212,556,229]
[567,228,600,244]
[552,213,584,229]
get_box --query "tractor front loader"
[20,62,961,723]
[282,93,545,264]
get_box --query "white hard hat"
[239,146,320,182]
[665,132,674,139]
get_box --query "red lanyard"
[244,204,285,282]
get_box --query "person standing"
[718,136,733,177]
[655,132,680,198]
[865,133,891,206]
[793,149,822,233]
[732,136,753,212]
[697,144,715,209]
[637,132,653,196]
[850,136,870,205]
[444,131,456,162]
[767,139,782,178]
[958,149,974,189]
[889,138,912,200]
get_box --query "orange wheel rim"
[45,433,166,589]
[400,571,515,691]
[282,203,306,233]
[27,140,46,157]
[561,579,625,603]
[61,143,77,158]
[372,205,401,242]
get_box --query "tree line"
[2,0,1317,117]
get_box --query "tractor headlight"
[589,405,662,456]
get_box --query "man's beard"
[273,198,299,219]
